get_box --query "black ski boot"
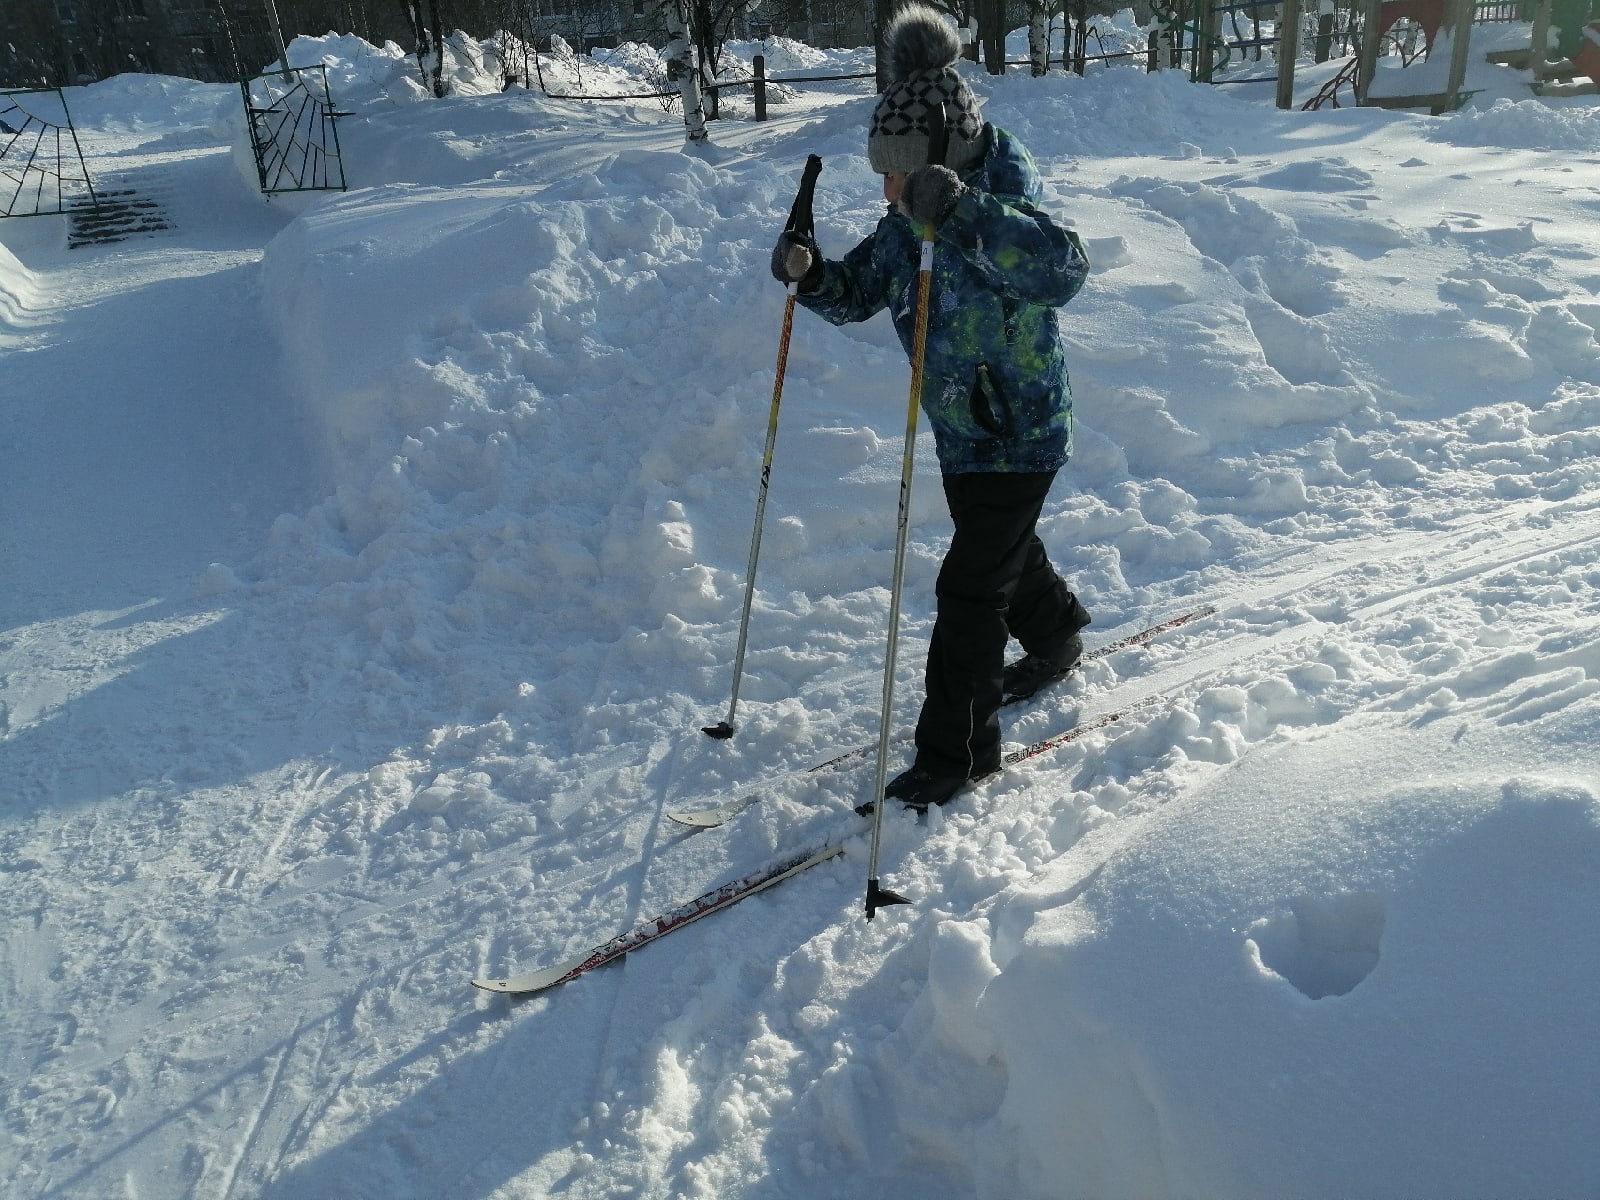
[1002,634,1084,704]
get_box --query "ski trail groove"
[216,1018,305,1200]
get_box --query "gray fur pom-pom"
[885,3,961,79]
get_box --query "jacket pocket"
[969,363,1010,437]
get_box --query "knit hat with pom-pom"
[868,4,985,175]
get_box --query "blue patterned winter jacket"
[797,125,1089,475]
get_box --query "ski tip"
[472,972,564,996]
[701,721,735,740]
[666,808,732,829]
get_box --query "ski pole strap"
[917,105,949,254]
[926,102,949,171]
[786,154,823,239]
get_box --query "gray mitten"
[770,231,821,288]
[897,164,966,228]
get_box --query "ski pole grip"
[786,154,823,239]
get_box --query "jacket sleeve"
[795,218,899,327]
[936,190,1089,309]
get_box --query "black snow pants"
[912,470,1091,780]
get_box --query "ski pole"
[704,153,824,740]
[865,105,949,919]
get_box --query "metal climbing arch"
[0,88,98,219]
[241,64,350,196]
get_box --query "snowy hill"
[3,27,1599,1199]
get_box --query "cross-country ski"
[668,603,1215,829]
[476,682,1188,995]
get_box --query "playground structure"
[0,87,169,246]
[1354,0,1480,111]
[1140,0,1597,111]
[1348,0,1599,106]
[0,88,98,219]
[1522,4,1600,92]
[0,5,348,247]
[241,64,350,196]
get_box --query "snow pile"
[0,239,36,325]
[734,34,859,74]
[46,70,236,138]
[286,30,656,102]
[282,29,644,107]
[279,32,440,109]
[1427,93,1600,149]
[979,741,1600,1196]
[4,26,1600,1200]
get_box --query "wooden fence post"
[1277,0,1304,106]
[1354,0,1383,102]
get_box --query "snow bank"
[972,718,1600,1197]
[283,29,659,112]
[0,240,37,325]
[279,31,511,109]
[253,132,920,733]
[63,71,237,142]
[1428,94,1600,150]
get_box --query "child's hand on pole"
[897,164,965,228]
[769,231,820,287]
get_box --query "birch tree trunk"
[662,0,709,142]
[427,0,448,96]
[401,0,449,97]
[1027,0,1051,74]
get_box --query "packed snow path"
[1,207,304,627]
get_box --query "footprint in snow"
[1247,891,1386,1000]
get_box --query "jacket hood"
[965,125,1043,207]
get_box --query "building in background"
[1,0,289,87]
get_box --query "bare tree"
[1026,0,1051,74]
[400,0,450,95]
[662,0,708,140]
[689,0,750,81]
[485,0,535,85]
[974,0,1005,71]
[873,0,897,87]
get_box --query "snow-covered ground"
[4,23,1600,1199]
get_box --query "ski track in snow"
[4,28,1600,1200]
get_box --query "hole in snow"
[1247,892,1386,999]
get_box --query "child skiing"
[770,3,1093,809]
